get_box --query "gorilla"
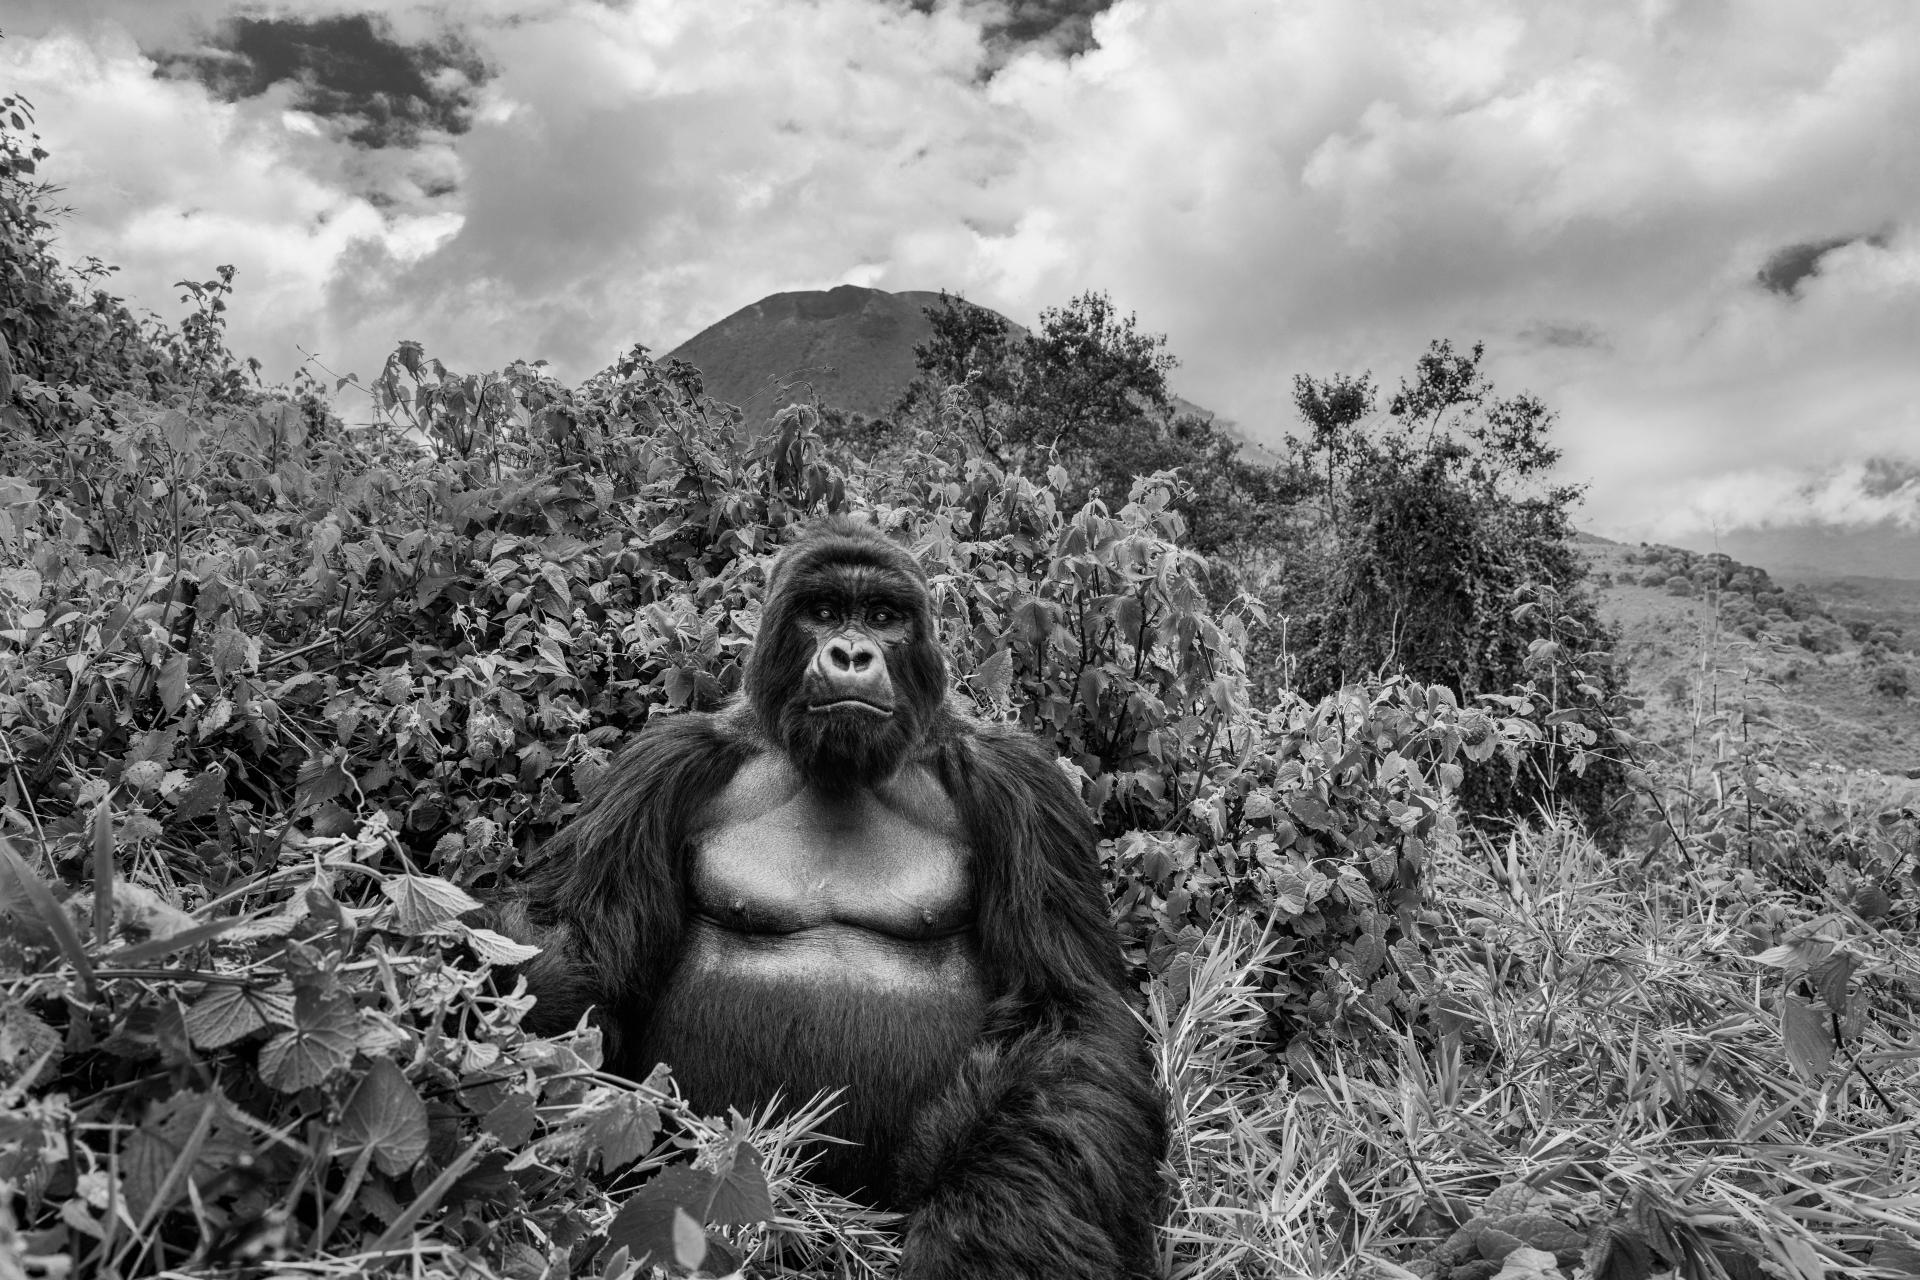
[495,518,1165,1278]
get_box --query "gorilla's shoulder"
[931,705,1085,809]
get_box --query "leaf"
[462,925,542,966]
[257,990,359,1091]
[584,1092,661,1173]
[1780,994,1833,1081]
[1810,950,1856,1013]
[184,980,294,1049]
[197,697,234,738]
[975,646,1013,706]
[483,1094,539,1146]
[124,1092,220,1219]
[1582,1228,1658,1280]
[209,623,253,680]
[606,1167,715,1263]
[707,1140,774,1225]
[0,566,41,603]
[158,653,191,715]
[294,752,351,811]
[383,873,481,935]
[672,1206,707,1271]
[1489,1214,1586,1261]
[1493,1247,1564,1280]
[338,1057,429,1177]
[169,766,227,821]
[1287,794,1335,831]
[0,997,60,1084]
[1870,1231,1920,1276]
[1852,883,1893,921]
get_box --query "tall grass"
[1155,812,1920,1279]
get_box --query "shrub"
[1797,618,1845,654]
[1664,575,1694,596]
[1873,664,1911,699]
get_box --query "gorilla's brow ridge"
[787,562,922,613]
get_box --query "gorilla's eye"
[811,604,837,624]
[870,606,896,627]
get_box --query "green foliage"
[0,94,173,401]
[1278,341,1630,841]
[889,291,1296,567]
[1872,662,1910,699]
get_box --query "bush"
[1664,575,1694,597]
[1873,664,1911,699]
[1798,618,1846,654]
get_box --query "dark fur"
[495,519,1167,1278]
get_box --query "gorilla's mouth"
[808,698,894,717]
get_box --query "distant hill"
[663,285,1286,463]
[1578,539,1918,779]
[1708,524,1918,586]
[664,285,964,423]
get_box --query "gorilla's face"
[747,524,946,793]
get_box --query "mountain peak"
[665,285,973,421]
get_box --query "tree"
[1292,370,1374,522]
[898,291,1017,458]
[1281,340,1629,840]
[1008,291,1174,452]
[893,291,1292,568]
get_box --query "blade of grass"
[0,834,99,999]
[90,794,113,946]
[367,1136,486,1253]
[98,912,251,965]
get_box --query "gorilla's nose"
[812,635,893,709]
[824,636,878,673]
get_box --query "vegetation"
[3,94,1919,1280]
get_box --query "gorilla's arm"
[898,724,1167,1280]
[490,713,748,1065]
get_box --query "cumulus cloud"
[1680,459,1920,534]
[3,0,1918,559]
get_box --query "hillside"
[1580,539,1920,779]
[664,284,959,422]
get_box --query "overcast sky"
[3,0,1917,552]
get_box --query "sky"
[2,0,1917,563]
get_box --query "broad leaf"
[338,1057,429,1176]
[1780,995,1833,1081]
[258,991,358,1091]
[706,1140,773,1226]
[383,873,481,935]
[183,980,294,1049]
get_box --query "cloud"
[3,0,1918,550]
[1673,458,1920,535]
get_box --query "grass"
[1148,812,1920,1279]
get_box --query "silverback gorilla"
[495,518,1166,1278]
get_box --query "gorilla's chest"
[691,779,974,942]
[647,760,985,1198]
